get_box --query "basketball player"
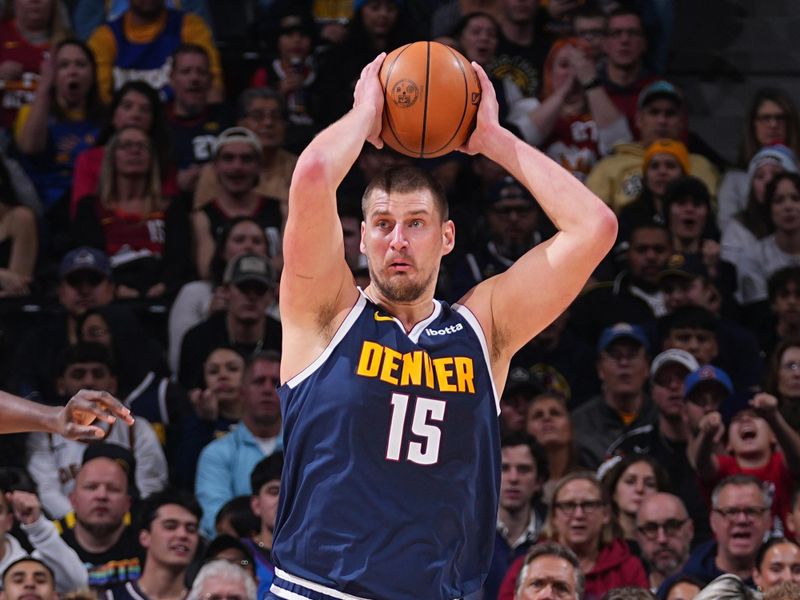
[270,52,617,600]
[0,389,133,439]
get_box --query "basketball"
[379,41,481,159]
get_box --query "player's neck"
[363,285,435,333]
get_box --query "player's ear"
[441,220,455,256]
[360,221,367,254]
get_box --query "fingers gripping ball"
[379,41,481,158]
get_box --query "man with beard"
[635,493,694,592]
[269,53,617,600]
[449,175,543,300]
[195,352,282,538]
[166,44,232,197]
[106,489,201,600]
[56,444,142,589]
[87,0,222,103]
[191,127,282,279]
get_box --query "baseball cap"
[644,139,691,174]
[214,127,262,158]
[597,322,649,353]
[502,366,543,398]
[657,253,709,284]
[650,349,700,380]
[82,442,138,497]
[223,254,274,287]
[487,176,535,206]
[59,247,112,280]
[684,364,733,398]
[637,80,682,109]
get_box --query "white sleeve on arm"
[506,95,543,146]
[26,514,89,592]
[26,433,72,519]
[131,419,169,497]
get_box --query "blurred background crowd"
[1,0,800,599]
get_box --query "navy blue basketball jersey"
[272,292,501,600]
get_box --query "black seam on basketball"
[382,43,418,154]
[420,41,431,158]
[429,44,470,156]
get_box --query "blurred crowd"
[1,0,800,599]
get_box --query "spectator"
[690,391,800,530]
[635,493,694,593]
[572,6,607,61]
[195,351,282,537]
[659,576,701,600]
[429,0,502,40]
[0,471,88,592]
[764,338,800,433]
[500,472,648,600]
[213,497,258,540]
[659,307,726,378]
[526,392,582,496]
[106,489,201,600]
[72,0,213,43]
[72,125,192,300]
[720,146,798,301]
[484,433,547,600]
[199,535,255,581]
[191,127,282,280]
[172,346,245,490]
[87,0,222,103]
[682,365,733,449]
[718,88,800,230]
[55,444,142,589]
[0,558,57,599]
[26,343,167,518]
[492,0,550,101]
[618,139,690,243]
[249,12,320,154]
[12,247,114,405]
[600,454,669,547]
[586,81,719,214]
[752,537,800,592]
[166,44,232,198]
[572,323,656,469]
[0,0,69,129]
[178,253,281,391]
[194,89,297,219]
[0,159,36,297]
[509,37,631,182]
[598,8,656,136]
[168,217,269,373]
[739,172,800,305]
[186,559,257,600]
[242,452,283,599]
[14,38,103,211]
[691,574,758,600]
[499,367,541,436]
[71,81,176,219]
[661,475,771,591]
[757,267,800,359]
[513,542,584,600]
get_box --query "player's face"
[651,362,690,420]
[361,189,454,304]
[459,14,498,65]
[216,143,261,197]
[526,396,571,448]
[517,555,578,600]
[170,51,211,112]
[241,359,281,423]
[552,479,609,550]
[613,461,658,517]
[754,541,800,591]
[663,327,717,365]
[1,561,56,600]
[204,348,245,405]
[240,98,285,150]
[70,458,130,532]
[113,90,153,131]
[140,504,199,568]
[596,340,649,397]
[55,43,93,107]
[777,346,800,399]
[666,582,700,600]
[645,154,684,198]
[252,478,281,532]
[500,445,539,512]
[636,99,682,146]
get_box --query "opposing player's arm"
[460,63,617,367]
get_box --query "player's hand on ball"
[354,52,386,149]
[458,62,499,156]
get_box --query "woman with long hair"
[71,125,190,299]
[15,38,103,210]
[764,338,800,434]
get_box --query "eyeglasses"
[712,506,769,521]
[607,27,643,39]
[554,500,605,515]
[755,113,787,124]
[637,518,687,539]
[781,361,800,372]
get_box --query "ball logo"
[390,79,419,108]
[425,323,464,336]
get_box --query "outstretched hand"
[353,52,386,149]
[457,62,501,157]
[56,389,134,440]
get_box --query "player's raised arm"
[460,62,618,367]
[280,53,386,330]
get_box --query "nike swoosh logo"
[374,311,394,322]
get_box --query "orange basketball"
[379,41,481,159]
